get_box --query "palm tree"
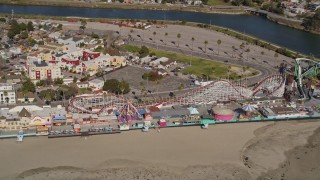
[245,48,250,60]
[177,33,181,47]
[156,80,160,93]
[217,39,222,55]
[129,29,134,40]
[231,45,236,57]
[191,37,195,51]
[227,65,231,80]
[204,40,208,53]
[260,51,264,59]
[153,31,156,43]
[211,67,216,77]
[274,52,279,68]
[178,83,184,91]
[80,19,87,34]
[164,32,168,45]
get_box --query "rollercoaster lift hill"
[294,58,320,100]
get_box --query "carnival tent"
[188,107,199,115]
[242,104,255,112]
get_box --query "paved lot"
[104,65,190,96]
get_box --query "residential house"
[140,56,153,64]
[48,32,61,40]
[110,56,126,67]
[63,76,75,85]
[157,60,177,69]
[16,92,36,103]
[149,57,169,67]
[0,83,16,104]
[89,79,104,91]
[76,82,89,89]
[157,69,168,76]
[5,75,21,84]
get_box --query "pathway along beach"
[0,120,320,179]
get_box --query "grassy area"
[124,45,140,53]
[124,45,257,80]
[207,0,230,6]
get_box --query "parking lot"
[104,65,190,96]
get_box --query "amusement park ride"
[294,58,320,99]
[67,58,320,115]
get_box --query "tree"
[81,19,87,28]
[103,79,120,93]
[7,20,21,39]
[139,46,149,57]
[20,31,28,39]
[217,39,222,55]
[27,21,34,31]
[204,40,208,53]
[19,23,27,31]
[164,32,168,44]
[103,79,130,94]
[96,68,105,81]
[118,79,130,94]
[274,52,279,67]
[91,33,99,39]
[142,71,162,81]
[245,48,250,60]
[60,85,78,100]
[153,31,156,43]
[156,80,160,92]
[54,78,64,85]
[57,24,63,31]
[73,77,78,83]
[303,9,320,32]
[36,80,45,86]
[21,78,35,93]
[178,83,184,91]
[191,37,195,51]
[177,33,181,47]
[28,38,37,46]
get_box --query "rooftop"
[33,61,48,67]
[89,79,104,84]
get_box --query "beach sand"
[0,121,320,180]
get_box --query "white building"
[26,58,63,81]
[89,79,104,91]
[76,82,89,89]
[149,57,169,66]
[0,83,16,104]
[48,32,61,40]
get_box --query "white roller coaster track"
[67,74,285,114]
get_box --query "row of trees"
[35,78,64,86]
[39,85,78,102]
[133,31,223,55]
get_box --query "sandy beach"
[0,120,320,180]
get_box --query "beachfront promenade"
[2,112,320,139]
